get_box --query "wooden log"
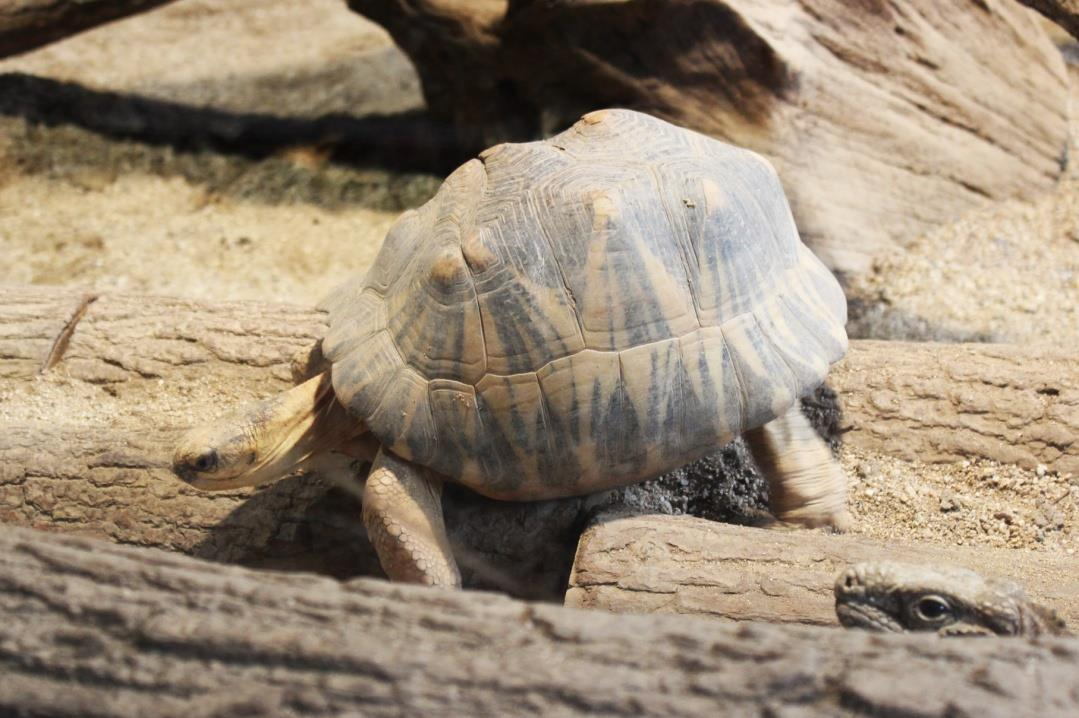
[830,340,1079,476]
[0,0,179,59]
[1,286,1075,589]
[2,522,1078,718]
[566,513,1079,627]
[348,0,1068,276]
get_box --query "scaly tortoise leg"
[744,403,852,531]
[363,448,461,587]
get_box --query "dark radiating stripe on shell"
[426,380,486,484]
[473,391,526,494]
[370,367,436,467]
[475,372,571,493]
[721,313,800,432]
[471,195,587,375]
[533,349,621,492]
[330,329,401,427]
[386,245,487,383]
[617,339,686,472]
[678,328,740,454]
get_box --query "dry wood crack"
[40,293,97,373]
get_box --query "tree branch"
[0,0,180,59]
[1018,0,1079,40]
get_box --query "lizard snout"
[835,565,867,598]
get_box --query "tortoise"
[173,109,851,588]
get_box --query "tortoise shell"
[321,109,847,500]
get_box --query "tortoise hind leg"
[363,449,461,588]
[745,403,852,531]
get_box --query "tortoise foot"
[745,403,851,533]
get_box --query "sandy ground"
[844,450,1075,556]
[0,0,1076,562]
[846,55,1079,345]
[0,0,436,305]
[847,176,1079,344]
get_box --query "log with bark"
[566,513,1079,626]
[0,0,180,59]
[1,285,1075,588]
[347,0,1068,276]
[2,522,1078,718]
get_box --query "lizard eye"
[192,450,219,473]
[914,595,952,622]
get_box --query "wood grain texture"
[567,513,1079,627]
[1,287,1075,591]
[0,285,92,377]
[830,340,1079,476]
[3,522,1079,718]
[322,110,848,497]
[0,0,179,58]
[348,0,1068,276]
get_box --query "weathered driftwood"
[1,286,1075,586]
[0,0,179,59]
[1019,0,1079,40]
[566,513,1079,627]
[348,0,1068,276]
[3,523,1079,718]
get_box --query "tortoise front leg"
[745,403,852,531]
[363,448,461,587]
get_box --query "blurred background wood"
[1020,0,1079,40]
[348,0,1069,276]
[0,0,180,58]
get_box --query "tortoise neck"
[245,371,366,486]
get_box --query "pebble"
[856,460,880,480]
[1036,463,1047,478]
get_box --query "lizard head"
[834,561,1069,637]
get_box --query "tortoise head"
[173,372,352,491]
[172,401,280,491]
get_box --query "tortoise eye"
[914,596,952,622]
[193,450,218,473]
